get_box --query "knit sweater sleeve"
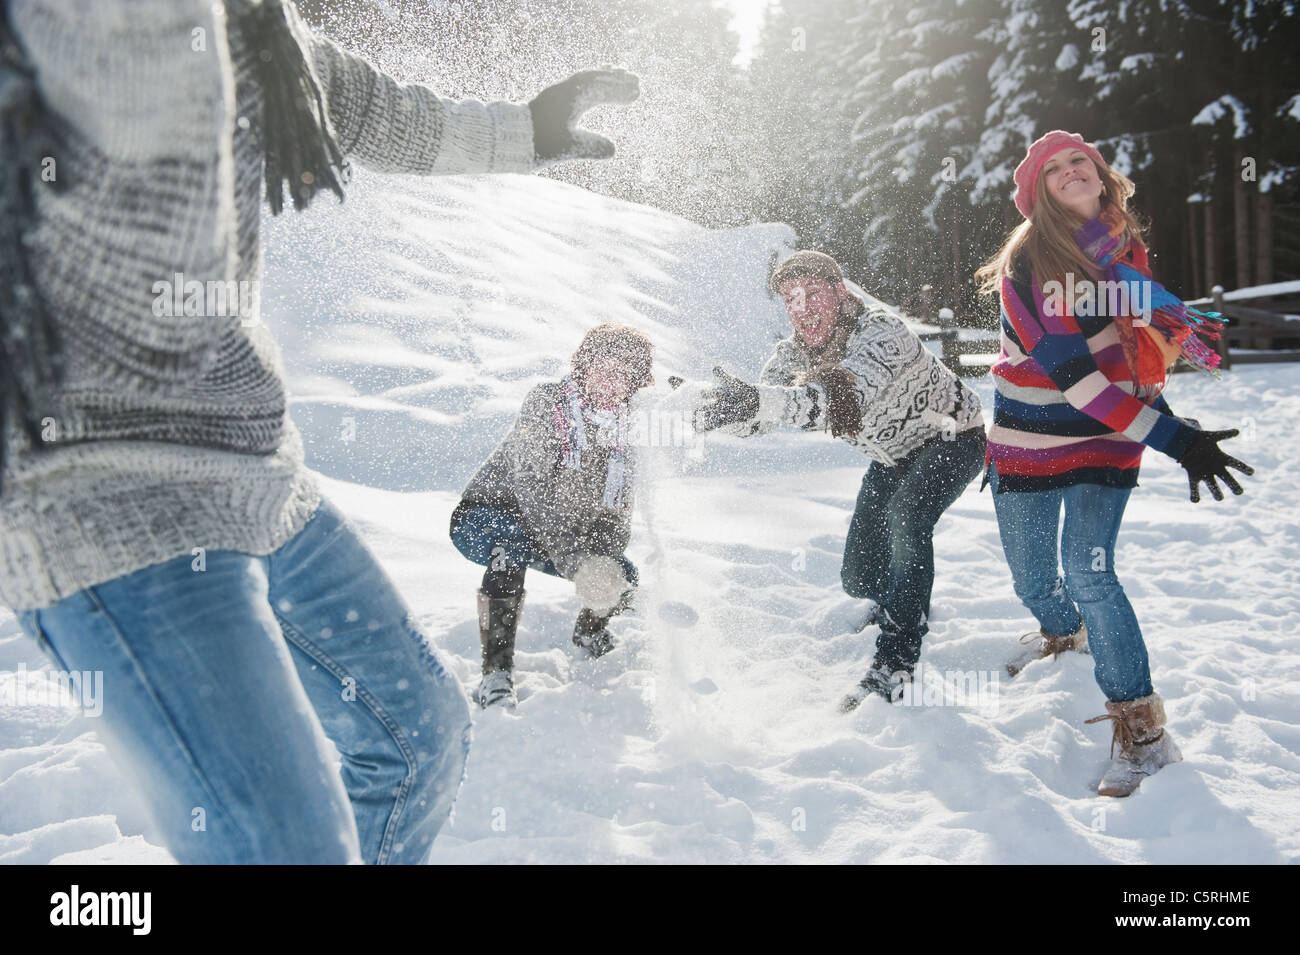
[584,454,634,561]
[13,0,236,380]
[1004,272,1197,461]
[739,317,908,438]
[301,26,536,176]
[503,385,599,579]
[718,340,823,438]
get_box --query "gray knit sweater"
[1,0,536,610]
[457,382,635,580]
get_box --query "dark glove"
[1176,428,1254,503]
[528,68,640,168]
[693,366,759,433]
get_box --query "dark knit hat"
[571,323,655,390]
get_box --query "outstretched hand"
[528,67,640,169]
[692,366,760,433]
[1176,428,1254,503]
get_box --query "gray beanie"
[769,250,866,322]
[769,250,845,294]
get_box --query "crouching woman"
[450,323,654,709]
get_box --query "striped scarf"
[1073,204,1226,380]
[553,377,630,509]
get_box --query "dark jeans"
[840,427,986,671]
[449,503,638,595]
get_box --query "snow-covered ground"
[1,172,1297,864]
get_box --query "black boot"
[476,589,524,708]
[839,610,922,712]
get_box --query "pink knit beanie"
[1012,130,1108,219]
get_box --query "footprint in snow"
[658,602,699,628]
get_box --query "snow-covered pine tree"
[842,0,1002,316]
[743,0,862,256]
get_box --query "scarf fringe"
[1076,206,1225,377]
[250,0,349,215]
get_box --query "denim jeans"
[449,503,638,586]
[988,462,1153,702]
[840,427,986,672]
[15,496,471,864]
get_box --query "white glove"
[573,556,629,615]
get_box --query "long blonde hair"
[975,158,1146,296]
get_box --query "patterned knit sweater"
[984,255,1197,493]
[727,299,984,466]
[1,0,535,610]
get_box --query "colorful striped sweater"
[983,256,1198,493]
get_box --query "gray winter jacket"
[0,0,535,610]
[456,382,635,579]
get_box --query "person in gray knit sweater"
[0,0,638,863]
[450,324,654,709]
[692,251,987,711]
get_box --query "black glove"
[693,366,760,433]
[1176,428,1254,503]
[528,68,640,168]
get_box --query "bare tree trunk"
[951,204,961,316]
[1204,152,1218,294]
[1255,189,1274,286]
[1188,197,1202,298]
[1255,72,1275,289]
[1233,148,1251,290]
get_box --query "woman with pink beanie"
[974,130,1253,796]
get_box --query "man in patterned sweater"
[692,251,986,709]
[0,0,637,863]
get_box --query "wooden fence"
[1182,281,1300,371]
[906,280,1300,378]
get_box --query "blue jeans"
[840,428,986,671]
[15,497,471,864]
[450,503,638,587]
[988,462,1152,702]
